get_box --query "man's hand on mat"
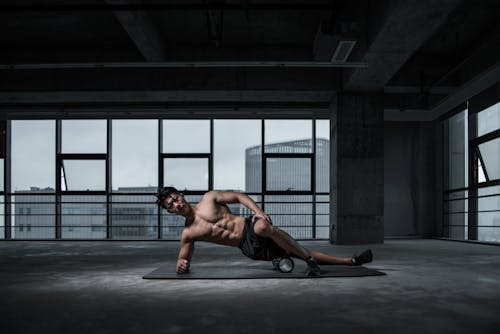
[176,259,190,274]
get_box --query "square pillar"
[330,93,384,244]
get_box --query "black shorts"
[238,216,287,261]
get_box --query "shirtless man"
[156,187,373,276]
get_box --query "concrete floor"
[1,239,499,334]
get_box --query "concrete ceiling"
[0,0,499,120]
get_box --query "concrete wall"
[331,94,384,244]
[384,121,437,237]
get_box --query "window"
[11,195,55,239]
[112,194,157,240]
[164,158,209,191]
[61,160,106,191]
[265,120,313,153]
[162,120,210,191]
[3,117,330,240]
[477,138,500,182]
[266,158,312,191]
[443,85,500,243]
[477,102,500,137]
[214,120,261,192]
[316,120,330,193]
[61,195,106,239]
[11,121,55,192]
[62,120,107,153]
[112,120,158,192]
[163,120,210,153]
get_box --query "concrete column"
[330,93,384,244]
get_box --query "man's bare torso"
[183,193,246,247]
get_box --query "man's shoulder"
[200,190,221,201]
[180,227,195,243]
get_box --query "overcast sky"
[10,119,329,192]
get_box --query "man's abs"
[192,214,246,246]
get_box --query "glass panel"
[443,191,468,240]
[62,160,105,191]
[477,186,500,242]
[226,195,262,217]
[446,220,468,241]
[478,138,500,181]
[214,120,261,192]
[315,214,329,239]
[265,195,313,239]
[164,158,208,191]
[444,192,468,214]
[11,195,55,239]
[477,102,500,137]
[112,195,157,239]
[265,120,312,153]
[478,227,500,243]
[478,158,487,183]
[444,111,468,190]
[61,120,107,153]
[61,195,106,239]
[163,120,210,153]
[316,120,330,192]
[112,120,158,192]
[162,195,202,239]
[11,121,55,192]
[266,158,311,191]
[478,186,500,197]
[316,201,329,239]
[245,145,262,193]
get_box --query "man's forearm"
[238,193,264,215]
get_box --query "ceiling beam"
[105,0,167,62]
[0,3,334,11]
[344,0,461,92]
[432,62,500,120]
[0,90,335,105]
[0,61,367,70]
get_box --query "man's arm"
[176,232,195,274]
[212,190,271,222]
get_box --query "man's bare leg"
[254,219,370,268]
[253,219,311,260]
[308,250,353,265]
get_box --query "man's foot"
[305,256,321,276]
[351,249,373,266]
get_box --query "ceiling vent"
[331,40,357,62]
[313,20,358,62]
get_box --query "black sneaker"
[305,256,321,276]
[352,249,373,266]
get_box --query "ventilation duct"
[313,20,358,62]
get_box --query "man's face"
[163,193,187,215]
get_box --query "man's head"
[155,187,187,215]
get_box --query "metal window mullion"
[59,153,107,160]
[162,153,211,158]
[158,119,162,239]
[55,119,61,239]
[209,119,214,190]
[5,121,11,239]
[261,119,265,212]
[468,112,478,241]
[312,118,316,239]
[107,118,112,240]
[470,128,500,146]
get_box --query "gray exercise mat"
[143,262,386,279]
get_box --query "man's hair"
[155,187,180,209]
